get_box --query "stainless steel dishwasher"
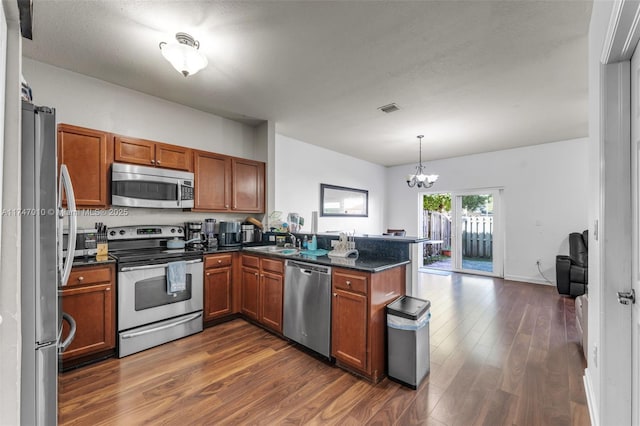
[283,260,332,358]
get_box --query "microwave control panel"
[181,183,194,201]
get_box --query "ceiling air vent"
[378,103,400,114]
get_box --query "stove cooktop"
[110,247,204,264]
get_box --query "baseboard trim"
[503,274,554,286]
[583,368,598,426]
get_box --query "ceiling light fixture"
[406,135,438,188]
[159,32,208,77]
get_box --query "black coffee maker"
[185,221,204,248]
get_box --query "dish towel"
[300,249,329,256]
[167,261,187,294]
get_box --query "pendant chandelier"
[406,135,438,188]
[159,32,208,77]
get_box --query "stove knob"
[171,228,176,233]
[109,230,116,236]
[119,230,126,236]
[178,229,183,233]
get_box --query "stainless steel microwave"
[111,163,194,209]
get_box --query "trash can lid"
[386,295,431,320]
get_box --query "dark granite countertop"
[71,256,116,267]
[242,248,410,273]
[202,246,242,255]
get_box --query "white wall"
[386,138,589,283]
[22,58,267,228]
[274,133,386,235]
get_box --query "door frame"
[594,1,639,425]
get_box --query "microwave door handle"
[58,164,77,287]
[177,182,181,207]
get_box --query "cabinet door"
[204,267,232,320]
[232,158,265,213]
[260,271,283,333]
[193,151,231,211]
[61,282,114,360]
[331,289,368,372]
[240,267,260,320]
[155,142,192,171]
[57,124,110,208]
[114,136,156,167]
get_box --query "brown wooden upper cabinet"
[114,135,192,172]
[58,124,111,209]
[232,158,265,213]
[193,151,265,213]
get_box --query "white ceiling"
[22,0,592,167]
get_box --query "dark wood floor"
[59,272,590,425]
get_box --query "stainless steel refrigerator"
[21,101,77,425]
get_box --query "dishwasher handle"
[286,259,331,275]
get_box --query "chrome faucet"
[285,233,297,248]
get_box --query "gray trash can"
[386,295,431,389]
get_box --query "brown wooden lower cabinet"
[240,255,284,333]
[61,263,116,366]
[331,265,406,383]
[204,253,234,321]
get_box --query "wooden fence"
[461,216,493,259]
[423,211,493,260]
[422,211,450,259]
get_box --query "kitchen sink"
[244,246,299,256]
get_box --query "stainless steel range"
[108,225,203,358]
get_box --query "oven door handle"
[120,259,202,272]
[120,312,203,339]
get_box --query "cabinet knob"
[225,205,229,208]
[217,260,222,264]
[157,160,161,165]
[78,276,84,282]
[151,160,155,164]
[254,272,258,277]
[260,274,264,278]
[333,293,337,297]
[105,287,110,291]
[346,280,351,286]
[206,272,211,276]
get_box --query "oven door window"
[134,274,193,311]
[113,180,177,201]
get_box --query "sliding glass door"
[452,189,503,276]
[421,189,503,277]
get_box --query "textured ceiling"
[22,0,592,166]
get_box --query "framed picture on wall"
[320,183,368,217]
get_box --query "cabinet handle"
[151,159,155,164]
[78,276,84,282]
[346,280,351,286]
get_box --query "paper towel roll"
[311,211,318,233]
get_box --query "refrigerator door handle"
[58,164,77,287]
[59,312,76,353]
